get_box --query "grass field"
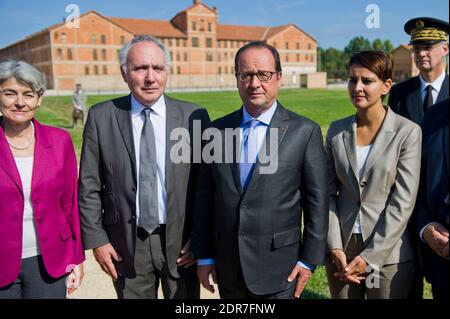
[35,88,431,299]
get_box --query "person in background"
[0,59,85,299]
[388,17,449,299]
[414,97,449,300]
[72,83,87,128]
[326,50,421,298]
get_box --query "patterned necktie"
[139,108,159,234]
[423,85,433,114]
[240,118,260,190]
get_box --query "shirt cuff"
[297,260,316,272]
[198,258,215,266]
[419,222,434,242]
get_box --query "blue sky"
[0,0,448,49]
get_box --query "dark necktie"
[423,85,433,114]
[240,119,260,190]
[139,108,159,234]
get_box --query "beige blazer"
[326,106,422,267]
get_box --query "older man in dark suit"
[191,41,329,299]
[389,17,449,125]
[414,98,449,299]
[78,35,210,299]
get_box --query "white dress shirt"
[131,94,167,225]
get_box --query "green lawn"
[35,88,432,299]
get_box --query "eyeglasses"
[411,42,444,53]
[236,71,278,83]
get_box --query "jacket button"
[38,217,44,224]
[131,187,136,193]
[41,237,48,243]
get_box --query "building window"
[192,37,199,47]
[57,48,62,61]
[183,39,187,47]
[177,66,181,74]
[206,38,212,48]
[192,21,196,31]
[308,43,312,50]
[285,42,289,50]
[285,54,289,62]
[297,53,300,62]
[224,41,228,48]
[93,49,98,60]
[102,49,107,60]
[168,39,173,47]
[184,52,188,61]
[208,23,212,32]
[218,67,222,74]
[224,52,228,60]
[101,34,106,44]
[103,65,108,74]
[217,53,221,62]
[61,32,67,43]
[176,39,180,47]
[206,52,213,61]
[68,48,73,60]
[170,52,173,61]
[176,53,180,61]
[296,42,300,50]
[85,66,90,75]
[217,41,221,48]
[120,36,125,45]
[92,34,97,44]
[94,65,99,75]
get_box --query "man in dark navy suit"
[414,98,449,300]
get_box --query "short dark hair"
[348,50,393,82]
[234,41,282,74]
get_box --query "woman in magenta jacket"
[0,59,85,298]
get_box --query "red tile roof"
[110,17,187,38]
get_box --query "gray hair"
[0,59,46,95]
[119,35,171,73]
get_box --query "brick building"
[0,0,323,91]
[391,44,419,83]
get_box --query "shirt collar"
[419,70,446,92]
[131,94,166,119]
[241,101,278,127]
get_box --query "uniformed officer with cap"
[389,17,449,124]
[389,17,449,301]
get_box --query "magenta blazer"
[0,118,85,287]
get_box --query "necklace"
[6,122,35,150]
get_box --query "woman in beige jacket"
[325,50,422,299]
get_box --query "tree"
[382,40,394,54]
[344,36,371,55]
[372,38,383,50]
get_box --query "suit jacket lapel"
[227,109,244,194]
[362,107,396,177]
[245,102,289,193]
[0,119,23,192]
[406,77,423,122]
[114,95,136,179]
[342,115,359,189]
[437,74,449,103]
[31,119,51,191]
[164,95,182,220]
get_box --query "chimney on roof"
[194,0,201,4]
